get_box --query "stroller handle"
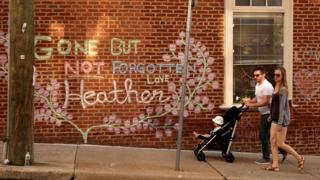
[238,102,249,112]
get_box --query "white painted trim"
[233,8,284,13]
[223,0,234,108]
[283,0,293,100]
[222,0,293,108]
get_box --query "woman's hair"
[274,66,288,89]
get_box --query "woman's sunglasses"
[274,73,281,77]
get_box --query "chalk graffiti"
[33,78,175,142]
[292,127,320,144]
[95,31,218,138]
[34,78,174,143]
[235,122,259,141]
[34,80,73,127]
[63,78,171,108]
[293,50,320,101]
[111,60,196,74]
[0,31,8,80]
[111,38,140,56]
[235,126,320,147]
[64,60,105,76]
[294,50,320,62]
[294,69,320,101]
[0,31,219,142]
[35,35,98,61]
[146,74,169,85]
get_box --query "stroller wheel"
[193,149,198,156]
[196,152,206,161]
[225,152,235,163]
[221,152,227,158]
[222,151,227,158]
[193,145,202,156]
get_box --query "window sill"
[219,101,299,112]
[219,103,258,112]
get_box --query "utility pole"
[7,0,34,166]
[175,0,197,171]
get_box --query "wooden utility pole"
[7,0,34,166]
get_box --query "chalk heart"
[294,69,320,101]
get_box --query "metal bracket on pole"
[20,55,25,60]
[21,22,27,33]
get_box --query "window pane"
[233,14,283,65]
[268,0,282,6]
[233,13,284,102]
[252,0,266,6]
[236,0,250,6]
[233,65,278,102]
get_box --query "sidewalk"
[0,143,319,180]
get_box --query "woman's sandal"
[264,166,280,172]
[298,156,305,171]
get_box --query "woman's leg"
[276,127,301,162]
[270,123,279,168]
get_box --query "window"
[233,14,283,100]
[223,0,293,108]
[268,0,282,6]
[235,0,282,6]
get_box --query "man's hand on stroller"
[193,131,199,138]
[243,100,252,107]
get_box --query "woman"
[265,66,305,172]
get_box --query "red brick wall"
[290,0,320,154]
[0,0,319,155]
[0,0,8,143]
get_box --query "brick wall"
[0,0,319,155]
[290,0,320,154]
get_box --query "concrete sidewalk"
[0,143,319,180]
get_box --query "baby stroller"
[193,104,247,163]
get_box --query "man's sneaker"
[279,148,287,163]
[281,152,288,163]
[255,158,271,164]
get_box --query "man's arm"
[248,97,257,104]
[244,95,270,108]
[243,97,257,104]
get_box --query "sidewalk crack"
[287,159,318,179]
[71,144,79,180]
[205,160,228,180]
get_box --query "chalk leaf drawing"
[0,31,8,80]
[0,31,218,143]
[294,69,320,101]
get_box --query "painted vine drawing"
[0,31,218,143]
[0,31,8,80]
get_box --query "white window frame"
[221,0,293,108]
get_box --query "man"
[244,66,287,164]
